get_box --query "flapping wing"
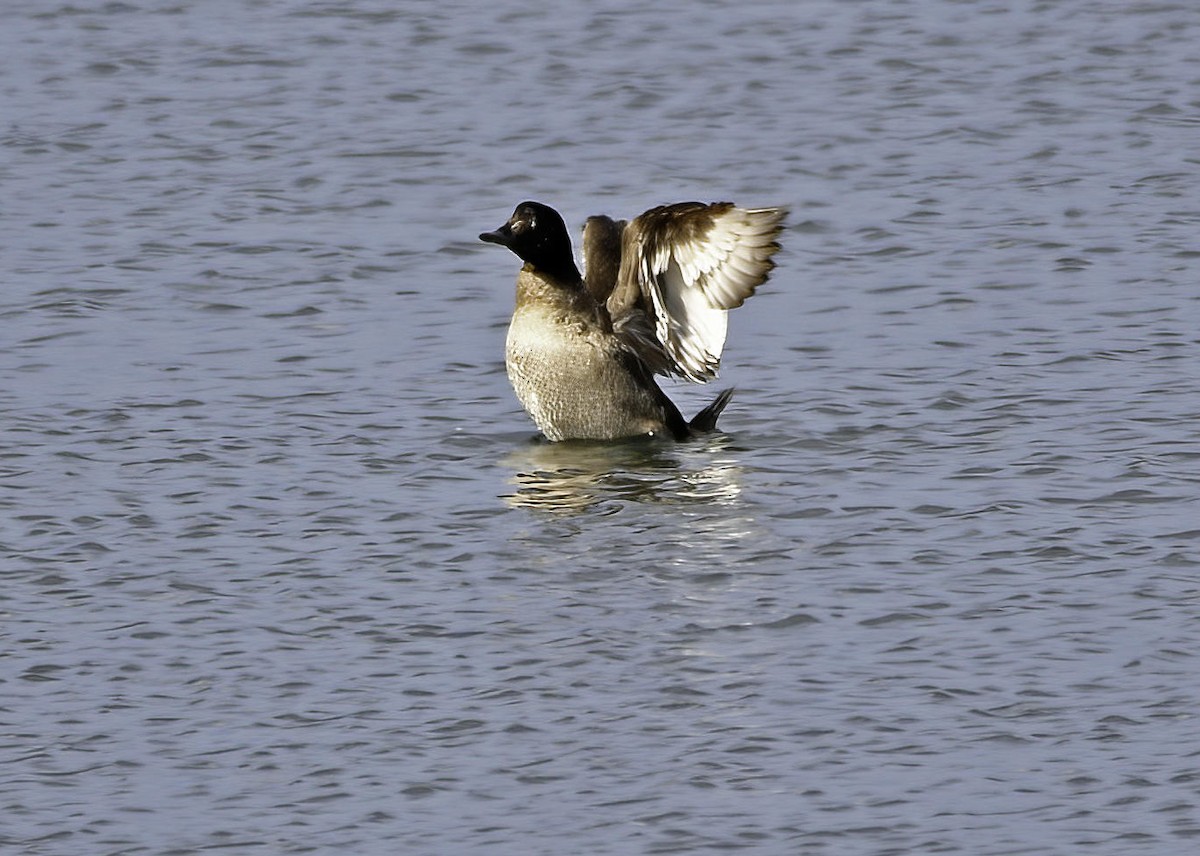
[581,215,627,304]
[614,202,787,382]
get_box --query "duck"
[479,200,786,442]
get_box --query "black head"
[479,201,581,282]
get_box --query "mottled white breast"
[505,304,666,441]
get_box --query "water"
[3,1,1199,854]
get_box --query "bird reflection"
[501,434,743,514]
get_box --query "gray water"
[3,1,1199,854]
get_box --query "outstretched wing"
[613,202,787,382]
[581,215,627,304]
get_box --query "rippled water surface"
[4,1,1199,854]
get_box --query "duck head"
[480,201,581,282]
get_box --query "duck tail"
[689,388,734,434]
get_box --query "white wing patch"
[635,205,786,382]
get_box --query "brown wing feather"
[611,202,787,382]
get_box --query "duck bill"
[479,222,512,246]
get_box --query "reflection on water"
[501,434,744,513]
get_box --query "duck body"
[481,200,785,442]
[506,266,686,441]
